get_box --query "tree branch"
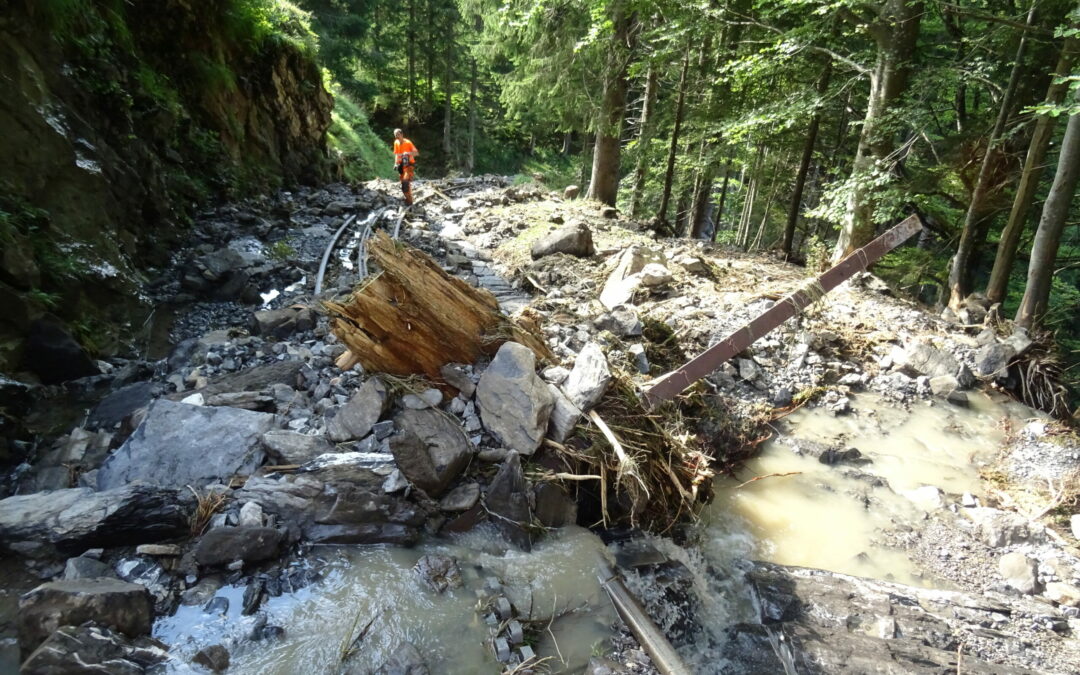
[936,1,1053,34]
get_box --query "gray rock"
[18,578,154,653]
[204,391,275,411]
[563,185,580,200]
[97,399,273,491]
[0,485,187,558]
[595,305,643,338]
[402,388,443,409]
[24,317,98,384]
[262,430,335,465]
[628,343,649,374]
[533,482,576,528]
[477,342,555,456]
[530,222,595,259]
[135,544,181,557]
[639,263,673,287]
[674,254,709,275]
[737,358,760,382]
[439,483,481,512]
[485,452,532,551]
[390,409,471,496]
[20,624,167,675]
[193,644,231,672]
[999,552,1039,594]
[88,382,156,430]
[563,342,611,412]
[63,556,115,580]
[975,342,1016,378]
[599,246,666,309]
[439,364,476,397]
[965,507,1046,548]
[541,366,570,384]
[238,501,264,527]
[546,384,582,444]
[252,306,316,339]
[194,527,283,567]
[413,555,462,593]
[898,340,960,379]
[1045,582,1080,607]
[928,374,960,396]
[327,378,389,442]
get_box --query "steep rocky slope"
[0,0,333,376]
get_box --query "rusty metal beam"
[642,215,923,409]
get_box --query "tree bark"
[714,158,733,238]
[586,4,633,206]
[407,0,416,116]
[947,1,1036,308]
[629,63,659,218]
[465,55,477,174]
[986,36,1079,304]
[657,46,691,224]
[442,17,454,158]
[831,0,923,261]
[1015,90,1080,329]
[783,62,831,260]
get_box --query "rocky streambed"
[3,177,1080,674]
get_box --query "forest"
[297,0,1080,402]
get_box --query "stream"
[149,390,1035,673]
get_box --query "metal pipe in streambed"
[597,559,691,675]
[314,213,357,295]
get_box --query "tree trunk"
[1015,90,1080,329]
[947,1,1036,308]
[586,4,633,206]
[738,145,766,248]
[465,56,477,174]
[629,63,659,218]
[783,62,831,260]
[657,46,691,224]
[986,36,1079,304]
[751,153,784,250]
[714,158,733,238]
[562,131,572,155]
[831,0,923,261]
[442,19,454,158]
[407,0,416,116]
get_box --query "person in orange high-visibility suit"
[393,128,418,205]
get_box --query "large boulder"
[326,377,389,442]
[18,579,153,654]
[896,340,960,379]
[0,485,187,558]
[530,222,595,259]
[194,526,284,567]
[87,381,157,431]
[390,409,472,496]
[975,342,1017,379]
[477,342,554,456]
[20,624,168,675]
[96,399,273,491]
[563,342,612,412]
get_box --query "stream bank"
[2,177,1080,673]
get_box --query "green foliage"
[875,247,949,295]
[328,83,396,181]
[268,240,296,261]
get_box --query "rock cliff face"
[0,0,333,374]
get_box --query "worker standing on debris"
[393,128,418,206]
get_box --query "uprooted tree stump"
[324,231,551,382]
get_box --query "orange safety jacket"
[394,138,418,165]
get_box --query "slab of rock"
[24,316,98,384]
[20,624,167,675]
[964,507,1046,548]
[97,399,272,491]
[63,556,114,580]
[0,485,187,558]
[999,552,1039,594]
[326,377,389,442]
[599,246,666,309]
[439,363,476,397]
[88,381,156,430]
[477,342,554,456]
[183,360,304,398]
[194,527,283,567]
[546,384,582,444]
[18,578,154,653]
[533,482,576,528]
[486,452,532,551]
[897,340,960,379]
[531,222,595,259]
[262,430,335,465]
[902,485,944,511]
[563,343,612,412]
[390,409,471,496]
[440,483,480,512]
[252,306,316,339]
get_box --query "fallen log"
[324,231,551,381]
[642,215,923,409]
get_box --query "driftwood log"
[324,231,551,381]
